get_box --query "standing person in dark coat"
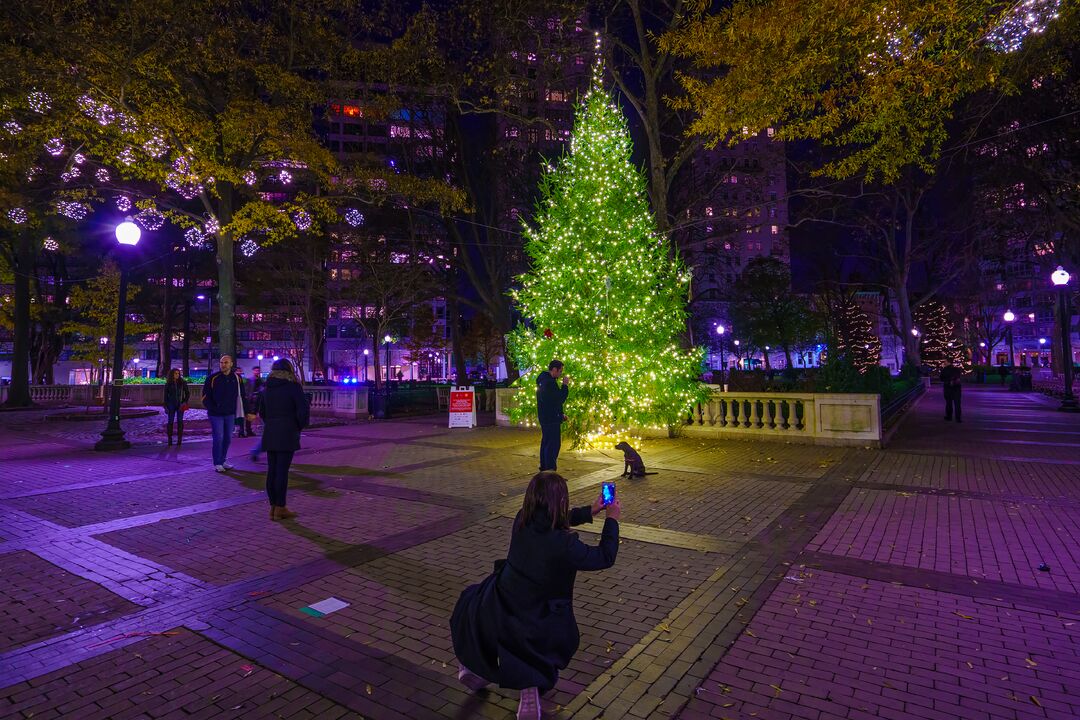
[256,358,310,520]
[451,471,620,720]
[941,359,964,422]
[202,355,242,472]
[249,366,266,462]
[536,360,569,471]
[162,368,190,446]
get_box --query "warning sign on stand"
[449,386,477,428]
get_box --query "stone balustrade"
[496,387,882,446]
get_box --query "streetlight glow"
[114,219,141,246]
[383,335,393,343]
[1003,310,1016,323]
[1052,266,1071,287]
[1039,338,1047,345]
[716,325,725,335]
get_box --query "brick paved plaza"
[0,385,1078,719]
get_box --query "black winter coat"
[163,380,190,410]
[536,371,568,425]
[450,506,619,692]
[202,371,243,417]
[256,377,310,452]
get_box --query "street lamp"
[733,339,741,369]
[362,348,369,382]
[1051,267,1077,411]
[1003,310,1016,367]
[383,334,393,385]
[716,324,726,385]
[196,294,212,373]
[96,219,141,451]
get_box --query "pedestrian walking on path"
[202,355,242,472]
[249,366,265,462]
[451,471,620,720]
[941,358,964,423]
[163,368,190,446]
[256,358,309,521]
[536,360,569,471]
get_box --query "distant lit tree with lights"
[915,301,966,369]
[507,51,705,445]
[833,298,882,373]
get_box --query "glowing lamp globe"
[257,354,264,360]
[383,335,392,343]
[1052,266,1070,287]
[911,328,919,336]
[1039,338,1047,345]
[1003,310,1015,323]
[716,325,725,336]
[115,220,141,246]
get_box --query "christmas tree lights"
[914,301,966,368]
[508,44,705,446]
[833,299,882,373]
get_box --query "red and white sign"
[449,386,476,428]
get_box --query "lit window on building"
[771,225,779,235]
[546,90,567,103]
[528,52,537,63]
[390,124,411,138]
[767,127,775,137]
[330,103,362,118]
[730,175,738,184]
[705,206,713,217]
[575,55,585,65]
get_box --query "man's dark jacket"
[536,371,568,424]
[940,366,963,395]
[201,371,243,417]
[257,377,310,452]
[450,506,619,692]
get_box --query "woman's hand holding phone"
[605,497,621,521]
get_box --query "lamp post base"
[95,425,131,451]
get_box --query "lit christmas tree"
[507,39,705,445]
[914,301,966,368]
[833,298,882,373]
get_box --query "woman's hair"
[270,358,299,383]
[167,368,182,383]
[515,471,570,532]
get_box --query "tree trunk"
[181,299,191,377]
[159,261,173,377]
[371,334,382,391]
[896,284,919,366]
[215,186,236,360]
[4,232,33,407]
[448,295,467,382]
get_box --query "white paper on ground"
[306,597,350,615]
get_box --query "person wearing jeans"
[535,360,569,471]
[257,358,310,520]
[201,355,242,472]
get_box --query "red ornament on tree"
[543,328,554,339]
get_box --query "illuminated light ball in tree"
[278,169,292,184]
[3,121,21,135]
[95,103,115,126]
[344,208,364,227]
[61,167,80,182]
[95,168,110,183]
[117,147,136,166]
[43,236,59,252]
[239,236,259,257]
[56,201,88,220]
[77,95,96,115]
[72,153,86,165]
[44,138,64,156]
[25,166,41,182]
[135,207,165,231]
[913,301,966,368]
[117,113,137,134]
[507,61,705,445]
[7,208,28,224]
[242,170,257,186]
[115,195,132,212]
[143,135,168,158]
[293,210,312,231]
[27,91,50,113]
[184,227,207,249]
[204,217,219,235]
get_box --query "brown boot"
[270,506,279,520]
[277,507,298,520]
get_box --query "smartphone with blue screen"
[601,481,616,506]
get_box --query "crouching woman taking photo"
[450,471,620,720]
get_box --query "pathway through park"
[0,384,1077,719]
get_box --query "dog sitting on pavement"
[614,441,656,478]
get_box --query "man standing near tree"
[941,358,963,423]
[202,355,242,471]
[537,360,570,471]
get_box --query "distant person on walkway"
[163,368,190,446]
[249,366,265,462]
[257,358,310,520]
[997,364,1008,385]
[941,359,963,423]
[451,471,620,720]
[536,360,569,471]
[202,355,242,472]
[234,368,250,437]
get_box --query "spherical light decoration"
[77,95,97,116]
[242,170,257,186]
[56,201,88,220]
[61,167,80,182]
[184,227,207,249]
[72,153,86,165]
[345,208,364,227]
[293,210,312,231]
[240,236,259,257]
[204,217,220,234]
[43,236,59,251]
[25,166,42,182]
[115,220,142,246]
[1051,266,1070,287]
[117,147,136,166]
[143,135,168,158]
[3,120,21,135]
[95,168,111,183]
[117,113,138,134]
[135,207,165,231]
[1003,310,1016,323]
[27,91,51,113]
[172,156,190,173]
[95,103,115,126]
[115,195,132,212]
[7,208,28,224]
[44,138,65,156]
[278,169,292,184]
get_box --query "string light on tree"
[293,209,312,231]
[72,153,86,165]
[27,91,51,113]
[345,208,364,227]
[135,207,165,231]
[95,168,111,183]
[25,166,41,182]
[44,138,64,156]
[117,147,136,166]
[56,201,88,220]
[239,236,259,257]
[987,0,1061,52]
[184,227,207,249]
[914,301,966,368]
[278,169,292,184]
[43,236,59,251]
[95,103,115,126]
[114,195,132,212]
[61,167,81,182]
[143,135,168,158]
[507,49,705,445]
[833,298,882,373]
[204,216,219,234]
[242,170,257,186]
[7,208,28,224]
[4,121,22,135]
[77,95,96,115]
